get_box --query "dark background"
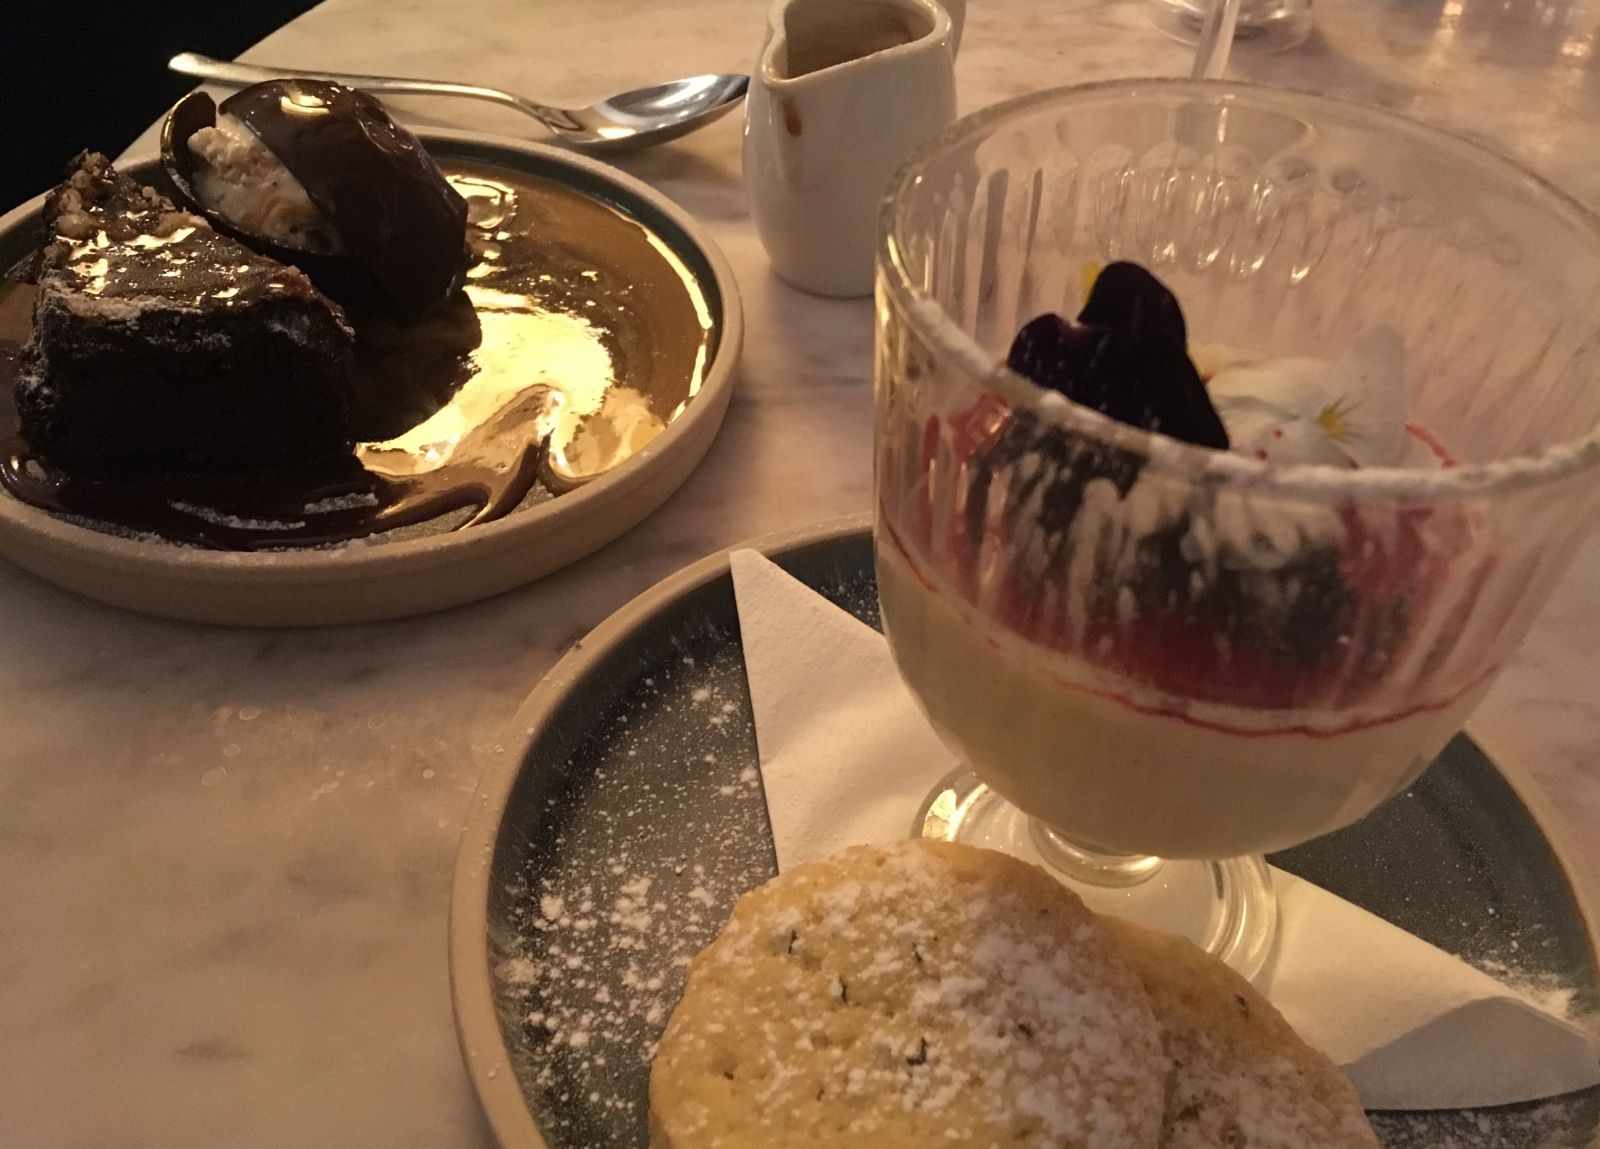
[3,0,323,210]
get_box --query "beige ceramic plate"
[0,132,742,626]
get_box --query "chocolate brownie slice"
[15,152,355,474]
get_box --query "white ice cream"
[188,114,339,253]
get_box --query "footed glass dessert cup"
[874,80,1600,978]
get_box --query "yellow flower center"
[1316,398,1359,443]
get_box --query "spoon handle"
[168,53,544,118]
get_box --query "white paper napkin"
[729,547,1600,1111]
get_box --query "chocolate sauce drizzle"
[0,162,715,551]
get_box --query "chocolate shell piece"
[161,90,368,307]
[161,81,471,321]
[160,89,219,200]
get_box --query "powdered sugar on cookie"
[650,841,1169,1149]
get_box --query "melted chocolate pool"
[0,161,716,550]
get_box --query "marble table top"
[5,0,1599,1143]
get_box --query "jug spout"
[762,0,952,87]
[744,0,958,297]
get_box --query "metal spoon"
[168,52,749,152]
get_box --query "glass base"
[1149,0,1312,53]
[915,766,1277,981]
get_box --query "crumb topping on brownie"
[33,152,345,330]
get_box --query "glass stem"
[1028,819,1168,887]
[1191,0,1242,79]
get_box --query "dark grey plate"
[450,515,1600,1149]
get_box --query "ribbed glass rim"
[877,78,1600,501]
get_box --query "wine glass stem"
[1191,0,1243,79]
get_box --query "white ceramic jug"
[744,0,958,298]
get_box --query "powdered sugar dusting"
[653,841,1167,1148]
[1370,1089,1600,1149]
[490,633,775,1147]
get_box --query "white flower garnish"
[1208,328,1409,467]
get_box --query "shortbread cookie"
[650,840,1168,1149]
[1099,917,1380,1149]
